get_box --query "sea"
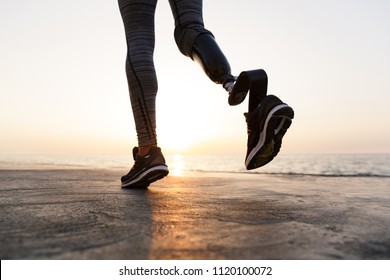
[1,153,389,178]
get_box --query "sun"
[156,86,215,154]
[157,113,206,154]
[154,68,232,155]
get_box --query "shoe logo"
[144,155,151,159]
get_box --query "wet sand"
[0,168,389,259]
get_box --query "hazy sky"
[1,0,389,156]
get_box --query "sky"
[1,0,390,157]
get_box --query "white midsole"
[245,104,290,167]
[121,165,169,187]
[275,117,290,135]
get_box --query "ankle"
[138,145,157,157]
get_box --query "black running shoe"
[121,147,169,188]
[245,95,294,170]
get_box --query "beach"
[1,167,389,260]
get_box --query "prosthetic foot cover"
[228,69,268,112]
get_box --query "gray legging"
[118,0,233,146]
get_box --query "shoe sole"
[245,104,294,170]
[121,165,169,188]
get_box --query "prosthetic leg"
[191,34,268,111]
[191,33,294,170]
[228,69,268,111]
[191,34,235,87]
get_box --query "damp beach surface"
[1,168,389,260]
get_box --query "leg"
[118,0,158,151]
[168,0,235,86]
[118,0,168,188]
